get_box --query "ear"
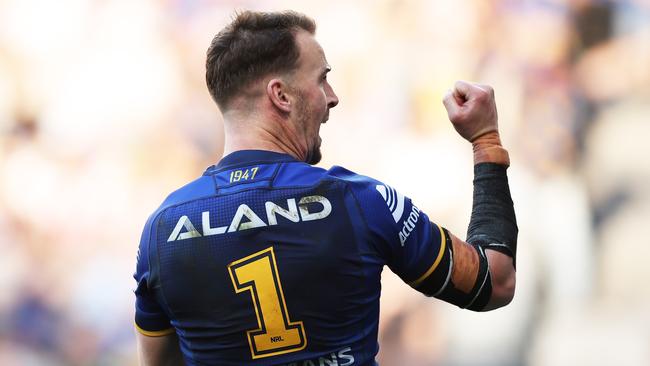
[266,78,293,113]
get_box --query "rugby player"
[134,10,517,366]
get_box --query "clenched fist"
[442,81,498,143]
[443,81,509,166]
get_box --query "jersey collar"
[206,150,300,173]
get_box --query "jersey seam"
[137,210,176,338]
[159,181,340,214]
[213,163,282,191]
[151,212,179,322]
[340,181,386,263]
[208,157,299,173]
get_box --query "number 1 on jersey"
[228,247,307,359]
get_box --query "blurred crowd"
[1,0,649,365]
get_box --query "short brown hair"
[205,10,316,109]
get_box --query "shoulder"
[326,165,373,182]
[324,166,408,226]
[148,175,217,224]
[282,163,390,201]
[325,165,392,201]
[162,175,216,208]
[272,163,395,220]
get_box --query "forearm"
[467,131,518,262]
[465,132,518,310]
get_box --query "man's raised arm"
[438,80,518,311]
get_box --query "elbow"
[481,251,516,311]
[491,266,516,309]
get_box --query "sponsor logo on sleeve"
[376,184,420,246]
[375,184,405,222]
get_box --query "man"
[134,10,517,366]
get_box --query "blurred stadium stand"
[1,0,649,365]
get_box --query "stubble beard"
[295,93,322,165]
[307,144,322,165]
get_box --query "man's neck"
[222,113,307,162]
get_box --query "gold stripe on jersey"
[408,226,447,288]
[135,323,175,337]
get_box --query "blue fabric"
[134,150,446,366]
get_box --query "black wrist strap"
[467,163,518,267]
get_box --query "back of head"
[206,11,316,111]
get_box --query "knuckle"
[475,88,488,100]
[473,83,492,94]
[480,84,495,98]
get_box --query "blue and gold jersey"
[134,150,450,366]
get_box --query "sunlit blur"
[1,0,649,365]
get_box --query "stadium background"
[1,0,649,365]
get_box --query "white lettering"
[399,231,407,245]
[299,195,332,221]
[228,204,267,232]
[202,211,227,236]
[338,347,355,366]
[408,210,418,224]
[168,215,202,242]
[319,352,338,365]
[399,205,421,246]
[266,199,300,225]
[168,195,333,241]
[278,347,354,366]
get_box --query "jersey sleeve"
[133,212,175,336]
[337,168,453,296]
